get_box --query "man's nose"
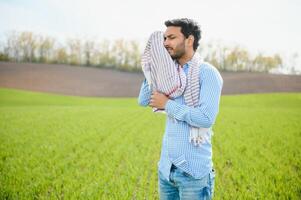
[163,39,169,47]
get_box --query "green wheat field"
[0,88,300,199]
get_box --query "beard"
[167,42,186,60]
[170,48,185,59]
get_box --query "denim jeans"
[158,165,215,200]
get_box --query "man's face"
[164,26,186,59]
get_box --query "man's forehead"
[164,26,182,37]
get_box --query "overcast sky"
[1,0,300,70]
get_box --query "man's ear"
[187,35,194,47]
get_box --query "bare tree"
[224,46,250,71]
[37,35,55,63]
[67,38,82,65]
[4,31,21,62]
[0,40,9,61]
[83,40,95,66]
[53,44,68,64]
[128,40,141,71]
[97,39,114,68]
[18,32,37,62]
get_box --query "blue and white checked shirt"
[138,61,223,180]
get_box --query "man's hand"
[150,91,169,109]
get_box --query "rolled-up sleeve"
[165,66,223,128]
[138,79,152,107]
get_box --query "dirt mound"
[0,62,300,97]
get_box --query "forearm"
[138,79,152,107]
[165,100,218,128]
[165,67,223,128]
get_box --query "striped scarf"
[141,31,210,145]
[141,31,187,102]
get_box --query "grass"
[0,88,300,199]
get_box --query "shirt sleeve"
[165,66,223,128]
[138,78,152,107]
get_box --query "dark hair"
[164,18,201,51]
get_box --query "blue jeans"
[158,165,215,200]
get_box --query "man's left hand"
[150,91,169,109]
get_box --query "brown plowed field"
[0,62,300,97]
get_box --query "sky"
[0,0,300,71]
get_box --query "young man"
[138,18,223,200]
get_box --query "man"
[138,18,223,200]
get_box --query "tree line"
[0,31,293,73]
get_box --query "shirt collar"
[184,61,191,70]
[175,59,192,71]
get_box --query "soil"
[0,62,300,97]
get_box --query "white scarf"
[141,31,211,145]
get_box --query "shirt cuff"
[165,99,178,117]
